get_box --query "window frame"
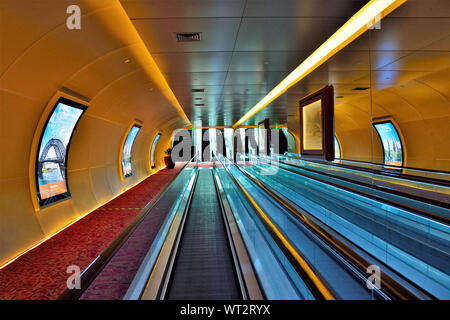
[372,119,405,167]
[334,134,342,160]
[150,132,162,169]
[299,85,334,161]
[35,96,87,208]
[120,123,142,179]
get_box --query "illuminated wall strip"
[232,0,407,129]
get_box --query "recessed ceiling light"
[124,59,131,64]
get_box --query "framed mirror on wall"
[299,85,334,161]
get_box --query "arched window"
[373,120,403,166]
[150,132,161,169]
[36,97,86,207]
[334,135,341,159]
[121,125,141,178]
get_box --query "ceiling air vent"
[191,88,205,93]
[176,32,202,42]
[352,87,370,91]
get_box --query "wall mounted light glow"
[232,0,407,129]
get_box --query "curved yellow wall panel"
[0,0,77,76]
[371,71,450,171]
[332,66,450,171]
[89,166,115,205]
[0,0,191,267]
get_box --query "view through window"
[122,125,141,178]
[334,136,341,159]
[36,97,86,207]
[373,121,403,166]
[150,132,161,169]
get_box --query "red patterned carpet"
[0,164,183,300]
[197,161,214,167]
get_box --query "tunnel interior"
[0,0,449,302]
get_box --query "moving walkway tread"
[165,168,241,300]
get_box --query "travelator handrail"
[58,155,197,300]
[237,153,434,300]
[143,163,200,299]
[215,154,336,300]
[258,153,450,224]
[283,152,450,186]
[133,155,256,300]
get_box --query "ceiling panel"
[121,0,246,18]
[388,0,450,18]
[221,93,266,102]
[228,51,311,72]
[132,18,241,53]
[368,18,450,52]
[378,51,450,72]
[221,84,272,95]
[234,17,348,51]
[163,72,227,87]
[152,52,233,73]
[121,0,449,127]
[224,71,289,85]
[244,0,368,17]
[173,85,224,96]
[325,50,370,71]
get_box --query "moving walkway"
[156,167,241,299]
[60,155,444,300]
[123,157,306,300]
[235,153,449,299]
[281,152,450,213]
